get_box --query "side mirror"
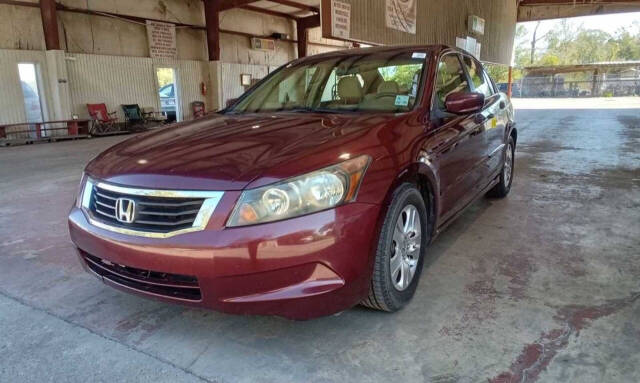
[444,92,485,114]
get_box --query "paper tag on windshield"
[395,95,410,106]
[412,52,427,59]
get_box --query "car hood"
[86,112,389,191]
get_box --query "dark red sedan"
[69,45,516,319]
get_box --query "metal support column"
[295,14,320,58]
[204,0,221,61]
[40,0,60,50]
[507,66,513,98]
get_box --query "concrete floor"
[1,98,639,383]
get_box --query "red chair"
[87,103,118,135]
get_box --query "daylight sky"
[518,12,640,40]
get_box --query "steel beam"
[296,14,320,58]
[520,0,640,5]
[40,0,60,50]
[268,0,320,13]
[217,0,260,12]
[240,4,297,19]
[518,0,640,21]
[204,0,221,61]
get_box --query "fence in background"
[512,76,640,98]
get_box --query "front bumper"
[68,202,381,320]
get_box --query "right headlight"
[227,155,371,227]
[75,174,94,209]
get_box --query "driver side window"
[462,56,493,98]
[435,54,470,109]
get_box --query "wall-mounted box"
[468,15,485,36]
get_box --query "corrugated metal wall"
[67,54,157,121]
[0,49,51,125]
[219,62,269,108]
[66,54,210,121]
[1,50,215,127]
[170,59,210,120]
[322,0,517,65]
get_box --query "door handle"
[499,101,506,109]
[487,113,495,119]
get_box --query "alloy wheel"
[504,143,514,186]
[390,205,422,291]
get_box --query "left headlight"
[227,155,371,227]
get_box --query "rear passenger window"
[435,55,471,109]
[462,56,493,98]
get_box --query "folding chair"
[87,103,118,134]
[141,107,167,123]
[121,104,147,130]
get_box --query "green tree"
[519,19,640,67]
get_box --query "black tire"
[487,136,515,198]
[361,183,429,312]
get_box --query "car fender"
[375,159,440,243]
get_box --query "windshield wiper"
[275,107,338,114]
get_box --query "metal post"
[40,0,60,50]
[204,0,221,61]
[507,66,513,98]
[296,23,308,58]
[68,121,78,136]
[295,15,320,59]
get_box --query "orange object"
[507,66,513,98]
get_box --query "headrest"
[377,81,400,94]
[337,76,363,102]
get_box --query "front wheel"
[361,184,428,312]
[487,136,515,198]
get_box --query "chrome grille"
[81,179,224,237]
[90,185,204,232]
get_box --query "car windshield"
[228,50,429,114]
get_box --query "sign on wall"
[468,15,486,36]
[146,21,177,59]
[385,0,416,34]
[251,38,276,52]
[331,0,351,39]
[456,36,482,60]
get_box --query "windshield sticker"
[395,95,410,106]
[412,52,426,59]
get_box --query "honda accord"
[69,45,516,319]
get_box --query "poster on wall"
[386,0,416,34]
[465,36,477,55]
[331,0,351,39]
[146,20,177,59]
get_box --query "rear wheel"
[361,184,428,312]
[487,136,515,198]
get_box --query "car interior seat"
[337,76,363,105]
